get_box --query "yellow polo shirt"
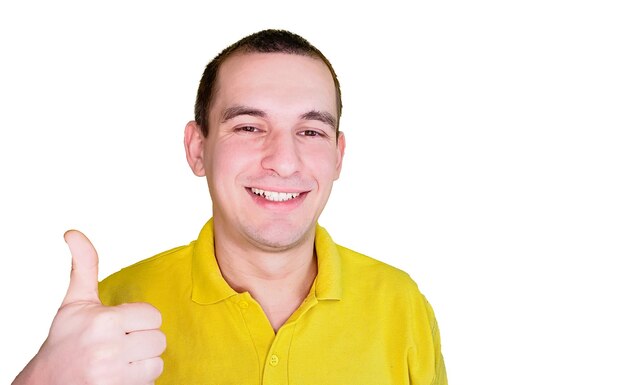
[99,219,447,384]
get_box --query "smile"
[251,188,301,202]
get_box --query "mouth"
[250,187,302,202]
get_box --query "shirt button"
[238,301,249,309]
[269,354,279,366]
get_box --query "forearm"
[12,352,49,385]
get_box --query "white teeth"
[251,188,301,202]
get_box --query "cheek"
[302,147,341,182]
[207,141,255,181]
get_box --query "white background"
[1,1,625,384]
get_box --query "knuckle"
[82,351,119,385]
[119,302,162,325]
[134,357,164,382]
[87,310,120,335]
[151,357,165,378]
[142,303,163,323]
[157,330,167,349]
[78,317,112,344]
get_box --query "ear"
[184,121,206,176]
[334,131,346,180]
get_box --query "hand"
[13,231,166,385]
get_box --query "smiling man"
[13,30,446,385]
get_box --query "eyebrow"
[300,110,337,130]
[221,105,337,129]
[221,106,267,122]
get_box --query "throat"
[213,231,318,331]
[259,293,312,332]
[219,256,318,332]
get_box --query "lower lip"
[246,188,308,210]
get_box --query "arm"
[409,295,448,385]
[426,299,447,385]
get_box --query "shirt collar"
[313,224,342,300]
[191,219,238,304]
[191,219,342,305]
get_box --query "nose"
[260,131,302,177]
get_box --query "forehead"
[211,52,337,117]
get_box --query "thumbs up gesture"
[13,231,166,385]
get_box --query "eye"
[235,125,260,133]
[300,129,325,137]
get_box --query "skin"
[184,52,345,330]
[12,231,165,385]
[13,51,345,384]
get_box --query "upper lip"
[247,186,310,194]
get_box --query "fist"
[13,231,166,385]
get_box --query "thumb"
[61,230,101,306]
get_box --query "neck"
[213,225,318,331]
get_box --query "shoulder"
[336,243,425,301]
[103,242,194,280]
[317,224,421,294]
[98,242,195,305]
[334,243,441,345]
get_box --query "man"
[14,29,446,384]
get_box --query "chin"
[244,223,312,251]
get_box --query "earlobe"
[184,121,206,177]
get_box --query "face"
[185,53,345,251]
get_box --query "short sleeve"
[409,294,448,385]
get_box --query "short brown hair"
[194,29,342,137]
